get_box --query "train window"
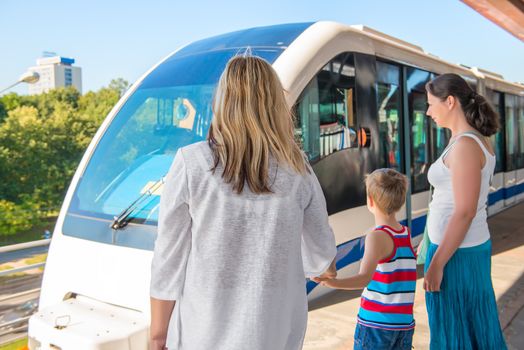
[518,97,524,169]
[486,89,505,173]
[407,67,432,193]
[376,61,401,172]
[431,123,451,160]
[294,52,357,161]
[411,92,430,192]
[64,48,283,250]
[505,94,517,171]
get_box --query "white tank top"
[427,132,496,248]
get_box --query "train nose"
[28,295,148,350]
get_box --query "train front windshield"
[64,48,283,250]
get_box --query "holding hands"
[312,259,337,283]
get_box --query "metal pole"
[0,81,21,95]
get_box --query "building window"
[65,68,72,86]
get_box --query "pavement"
[0,203,523,348]
[303,201,524,350]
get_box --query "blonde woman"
[149,56,337,350]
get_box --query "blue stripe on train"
[488,183,524,205]
[307,187,522,295]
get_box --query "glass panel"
[65,48,284,250]
[487,90,504,173]
[407,67,432,193]
[431,123,451,159]
[406,68,431,92]
[411,91,430,192]
[175,22,313,58]
[506,94,517,171]
[377,61,400,85]
[294,80,320,160]
[294,53,358,161]
[518,97,524,169]
[377,82,402,171]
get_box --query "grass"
[0,264,14,271]
[24,254,48,265]
[0,338,27,350]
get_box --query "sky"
[0,0,523,95]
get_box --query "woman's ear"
[446,95,455,110]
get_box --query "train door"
[516,96,524,202]
[486,89,506,215]
[376,60,408,227]
[404,67,433,240]
[293,52,378,245]
[504,94,518,206]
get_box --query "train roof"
[261,21,522,96]
[341,22,524,95]
[173,22,314,57]
[150,21,523,97]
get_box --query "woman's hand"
[424,263,444,292]
[315,259,337,281]
[150,297,175,350]
[150,338,168,350]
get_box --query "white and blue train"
[28,22,524,349]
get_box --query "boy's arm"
[314,230,394,290]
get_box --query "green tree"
[0,80,126,236]
[108,78,130,98]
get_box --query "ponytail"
[463,92,500,136]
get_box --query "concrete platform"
[304,201,524,350]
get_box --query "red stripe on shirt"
[395,236,414,248]
[360,298,414,314]
[372,270,417,283]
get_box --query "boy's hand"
[313,278,343,289]
[313,259,337,281]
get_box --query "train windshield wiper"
[111,176,166,230]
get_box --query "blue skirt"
[425,239,507,349]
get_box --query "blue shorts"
[354,323,414,350]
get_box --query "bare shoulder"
[365,229,394,255]
[447,137,484,168]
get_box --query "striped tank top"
[357,225,417,330]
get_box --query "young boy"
[313,168,416,350]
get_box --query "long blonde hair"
[208,55,307,194]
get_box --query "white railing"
[0,238,51,253]
[0,239,50,277]
[0,239,49,341]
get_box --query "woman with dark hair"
[423,73,507,349]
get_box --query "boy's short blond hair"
[365,168,408,215]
